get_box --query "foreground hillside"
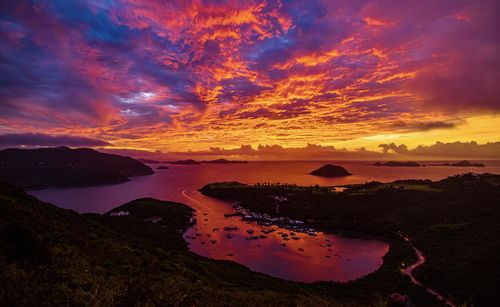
[201,173,500,306]
[0,181,440,306]
[0,147,153,189]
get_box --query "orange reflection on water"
[183,190,388,282]
[31,161,500,282]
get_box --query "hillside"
[0,181,438,306]
[0,147,153,189]
[201,173,500,306]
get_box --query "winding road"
[183,190,456,305]
[400,235,456,307]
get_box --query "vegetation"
[0,147,153,189]
[0,181,435,306]
[201,173,500,306]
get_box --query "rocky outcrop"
[309,164,351,177]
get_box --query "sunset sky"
[1,0,499,159]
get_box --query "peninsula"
[0,147,153,189]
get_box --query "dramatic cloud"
[390,120,465,132]
[0,1,498,152]
[186,144,386,160]
[103,141,500,161]
[379,141,500,159]
[0,133,110,147]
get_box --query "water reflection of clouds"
[184,189,387,282]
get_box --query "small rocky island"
[431,160,485,167]
[157,166,169,170]
[373,161,421,167]
[309,164,351,177]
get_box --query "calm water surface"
[31,161,500,282]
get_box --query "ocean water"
[31,160,500,282]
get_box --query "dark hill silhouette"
[373,161,421,167]
[169,159,248,164]
[138,158,161,164]
[203,159,248,164]
[309,164,351,177]
[431,160,485,167]
[0,147,153,189]
[0,180,410,306]
[170,159,200,165]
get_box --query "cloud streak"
[379,141,500,159]
[0,133,110,147]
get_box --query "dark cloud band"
[0,133,110,147]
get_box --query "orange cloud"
[0,0,499,155]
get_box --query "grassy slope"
[0,181,430,307]
[200,174,500,306]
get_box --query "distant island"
[203,159,248,164]
[309,164,351,177]
[373,161,421,167]
[0,147,153,189]
[157,166,169,170]
[430,160,485,167]
[169,159,200,165]
[168,159,248,165]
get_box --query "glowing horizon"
[1,1,499,156]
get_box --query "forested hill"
[0,147,153,189]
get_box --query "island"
[157,166,169,170]
[430,160,485,167]
[373,161,421,167]
[168,159,248,165]
[203,159,248,164]
[0,147,153,189]
[309,164,351,177]
[169,159,200,165]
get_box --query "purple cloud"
[0,133,110,147]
